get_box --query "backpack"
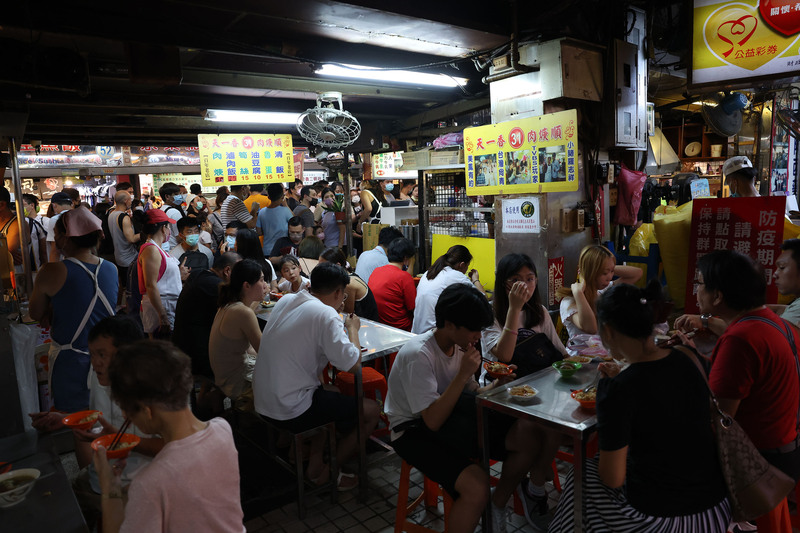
[178,249,209,270]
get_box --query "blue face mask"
[226,235,237,249]
[185,234,200,246]
[173,194,185,204]
[385,183,394,192]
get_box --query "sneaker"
[490,502,508,533]
[516,478,551,532]
[730,522,757,533]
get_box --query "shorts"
[117,265,129,289]
[260,385,359,434]
[391,392,515,498]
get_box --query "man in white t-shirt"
[221,185,259,230]
[385,284,543,533]
[158,182,185,251]
[253,262,379,489]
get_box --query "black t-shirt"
[597,350,727,517]
[270,236,298,258]
[171,269,223,379]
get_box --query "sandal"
[336,472,358,492]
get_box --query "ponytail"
[427,245,473,280]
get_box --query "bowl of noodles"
[571,389,597,410]
[483,361,512,379]
[62,410,102,431]
[91,433,141,459]
[552,360,581,378]
[0,468,40,508]
[508,385,538,404]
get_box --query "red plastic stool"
[336,367,390,434]
[551,435,599,493]
[395,459,453,533]
[755,498,792,533]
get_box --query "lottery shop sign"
[684,197,785,313]
[198,134,295,186]
[691,0,800,88]
[463,109,578,196]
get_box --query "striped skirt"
[548,458,732,532]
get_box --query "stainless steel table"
[477,363,599,533]
[0,431,89,532]
[352,318,416,498]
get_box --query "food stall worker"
[723,156,758,198]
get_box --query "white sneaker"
[490,502,508,533]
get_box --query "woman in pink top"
[94,340,245,533]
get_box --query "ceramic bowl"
[0,468,40,508]
[552,361,581,378]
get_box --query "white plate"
[685,142,701,157]
[508,386,538,404]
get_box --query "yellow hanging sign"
[198,133,295,187]
[463,109,579,196]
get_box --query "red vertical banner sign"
[548,256,565,308]
[684,197,785,313]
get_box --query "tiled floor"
[242,451,561,533]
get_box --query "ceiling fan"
[701,92,748,137]
[297,92,361,150]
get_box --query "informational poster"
[690,179,711,199]
[501,197,541,233]
[198,134,295,186]
[684,197,785,313]
[463,109,578,195]
[692,0,800,87]
[373,152,417,179]
[548,256,565,308]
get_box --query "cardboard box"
[400,149,430,170]
[430,149,464,166]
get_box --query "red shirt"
[709,307,800,449]
[368,265,416,331]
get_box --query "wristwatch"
[700,313,712,330]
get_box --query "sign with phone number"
[198,134,295,186]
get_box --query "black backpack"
[99,211,128,256]
[178,249,209,270]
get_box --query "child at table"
[277,255,310,294]
[549,281,730,532]
[385,284,547,533]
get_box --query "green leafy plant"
[321,193,346,213]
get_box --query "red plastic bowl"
[571,390,597,410]
[91,433,141,459]
[484,361,512,379]
[62,410,102,431]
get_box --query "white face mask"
[351,196,360,204]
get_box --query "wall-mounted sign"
[547,256,565,308]
[691,0,800,88]
[373,152,417,179]
[198,134,295,186]
[501,197,541,233]
[684,196,785,313]
[463,109,579,195]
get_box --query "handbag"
[675,343,796,521]
[508,329,564,377]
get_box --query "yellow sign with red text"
[464,110,578,195]
[198,134,295,187]
[692,0,800,86]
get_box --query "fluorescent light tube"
[316,63,467,88]
[205,109,301,124]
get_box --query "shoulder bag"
[674,343,795,521]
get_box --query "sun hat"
[61,206,103,237]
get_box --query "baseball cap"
[51,192,73,205]
[144,209,176,225]
[722,156,753,177]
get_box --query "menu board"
[198,134,295,186]
[691,0,800,88]
[372,152,417,179]
[463,110,579,195]
[684,196,785,313]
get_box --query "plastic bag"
[629,223,657,257]
[614,165,648,225]
[11,322,40,431]
[432,132,463,149]
[653,201,694,307]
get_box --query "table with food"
[476,354,602,533]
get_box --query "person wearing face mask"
[158,182,185,252]
[722,155,759,198]
[137,209,189,339]
[381,180,397,203]
[169,217,213,271]
[268,217,305,267]
[350,187,364,255]
[292,186,318,237]
[314,187,344,249]
[368,237,417,331]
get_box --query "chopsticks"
[656,329,698,348]
[108,418,131,452]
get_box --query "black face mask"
[309,198,318,207]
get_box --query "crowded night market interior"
[2,1,800,532]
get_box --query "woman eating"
[557,244,641,347]
[29,206,118,412]
[209,259,267,410]
[137,209,188,338]
[549,281,730,532]
[482,253,566,376]
[277,255,310,294]
[319,247,380,321]
[93,340,245,532]
[412,245,482,334]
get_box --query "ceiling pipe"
[482,0,537,84]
